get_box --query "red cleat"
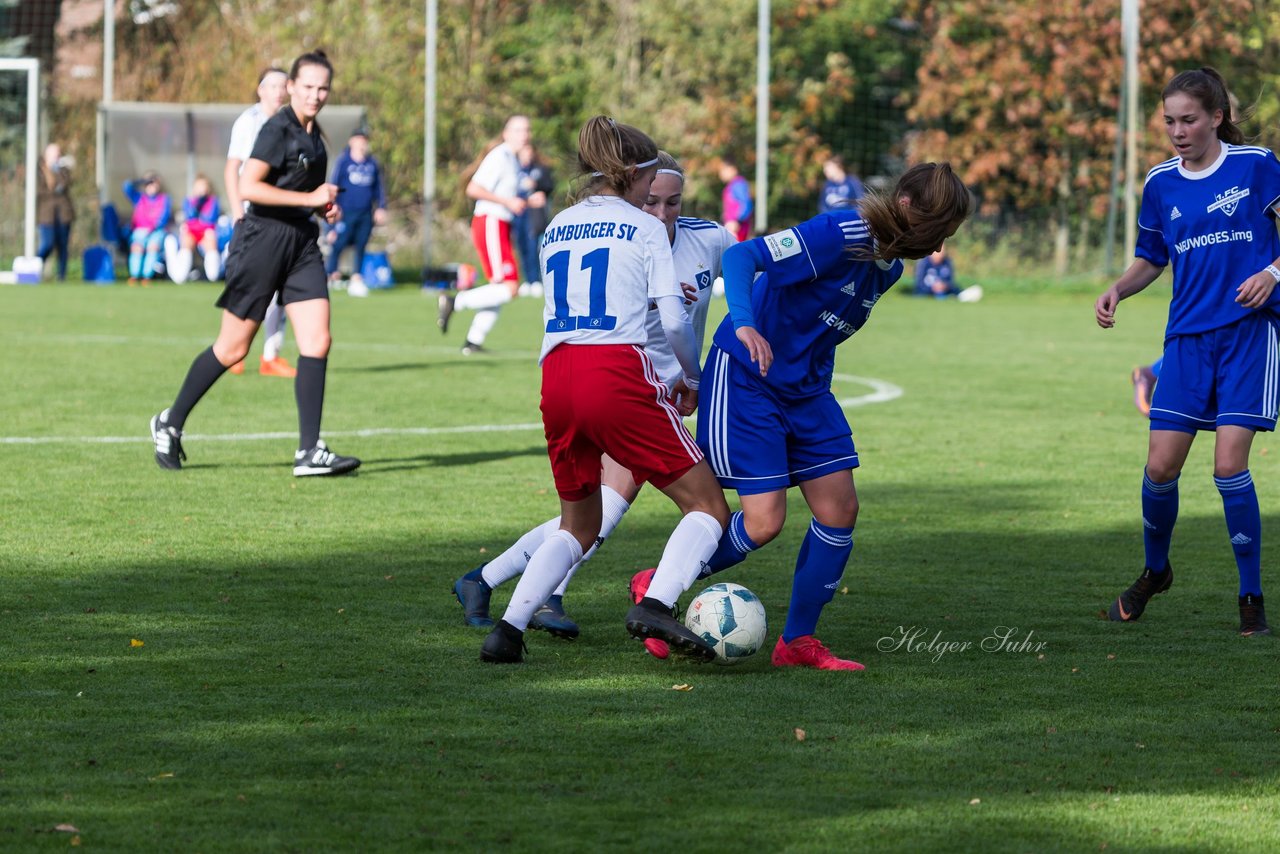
[1131,366,1156,417]
[228,359,245,375]
[771,635,865,671]
[629,568,670,659]
[629,568,656,604]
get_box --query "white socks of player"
[262,296,286,361]
[553,485,631,596]
[501,529,583,631]
[482,517,562,588]
[480,485,632,591]
[466,309,500,346]
[455,283,513,312]
[168,247,193,283]
[204,248,223,281]
[644,511,724,608]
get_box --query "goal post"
[0,57,39,267]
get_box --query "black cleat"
[460,340,486,356]
[529,594,580,640]
[625,597,715,662]
[437,291,455,334]
[150,409,186,470]
[1108,564,1173,622]
[293,441,361,477]
[481,619,527,663]
[1239,593,1271,636]
[453,566,495,629]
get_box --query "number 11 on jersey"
[545,248,618,332]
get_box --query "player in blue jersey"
[632,162,972,670]
[1095,67,1280,636]
[453,151,735,640]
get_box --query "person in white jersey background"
[224,67,297,378]
[438,115,531,355]
[479,119,731,664]
[1095,66,1280,636]
[453,150,734,640]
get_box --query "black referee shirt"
[247,105,328,221]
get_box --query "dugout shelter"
[97,102,367,212]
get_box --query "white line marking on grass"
[833,373,904,408]
[0,377,900,445]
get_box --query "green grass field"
[2,280,1277,852]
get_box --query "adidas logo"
[841,282,857,296]
[823,581,840,589]
[1170,206,1182,220]
[1231,532,1253,546]
[1142,516,1156,530]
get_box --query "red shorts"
[470,215,518,284]
[186,220,216,243]
[541,344,704,501]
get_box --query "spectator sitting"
[913,244,982,302]
[325,130,387,297]
[123,171,171,284]
[167,174,223,283]
[818,155,864,214]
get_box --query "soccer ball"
[683,582,767,665]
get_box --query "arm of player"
[240,158,337,218]
[1095,258,1164,329]
[722,241,773,376]
[225,158,244,221]
[657,294,701,390]
[466,179,526,215]
[1237,257,1280,309]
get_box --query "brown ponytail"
[858,162,971,261]
[572,115,658,202]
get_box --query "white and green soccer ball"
[683,582,767,665]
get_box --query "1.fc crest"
[1208,185,1250,218]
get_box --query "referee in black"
[150,50,360,476]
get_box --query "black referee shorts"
[217,215,327,321]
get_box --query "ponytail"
[858,162,971,261]
[572,116,658,202]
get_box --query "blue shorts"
[696,346,858,495]
[1150,313,1279,434]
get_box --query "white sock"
[169,248,193,283]
[262,296,285,361]
[204,249,222,281]
[645,511,724,607]
[481,517,561,588]
[465,308,500,346]
[552,485,631,597]
[501,529,583,631]
[455,283,513,312]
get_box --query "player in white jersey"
[1096,67,1280,635]
[223,68,296,378]
[478,120,730,664]
[454,151,734,639]
[437,116,530,354]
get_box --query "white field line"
[0,375,902,445]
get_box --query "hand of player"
[323,203,342,225]
[507,196,528,216]
[679,282,698,305]
[736,326,773,377]
[670,379,698,416]
[308,183,338,212]
[373,208,389,226]
[1095,287,1120,329]
[1236,270,1278,309]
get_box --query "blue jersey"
[712,211,903,400]
[1136,143,1280,339]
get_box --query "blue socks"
[1216,470,1262,596]
[782,519,853,643]
[1141,470,1178,573]
[699,511,759,578]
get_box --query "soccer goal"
[0,57,40,280]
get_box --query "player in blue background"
[1095,67,1280,636]
[633,162,972,670]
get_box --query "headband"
[656,168,684,178]
[590,157,661,178]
